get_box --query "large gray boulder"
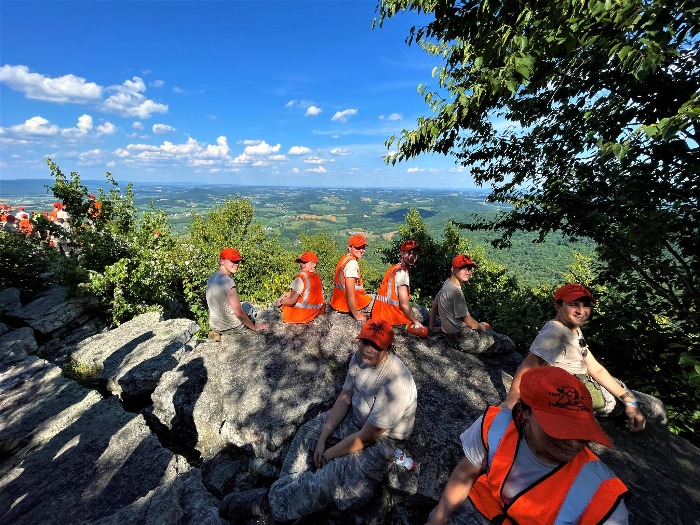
[0,288,21,318]
[0,327,37,360]
[13,286,94,336]
[0,352,220,525]
[70,311,198,400]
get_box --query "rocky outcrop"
[0,354,220,525]
[70,311,198,401]
[1,289,699,525]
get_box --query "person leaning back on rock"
[206,247,269,341]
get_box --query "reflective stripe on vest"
[295,272,325,309]
[375,264,405,306]
[332,254,365,291]
[470,406,628,525]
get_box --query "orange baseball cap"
[400,239,422,253]
[348,234,368,248]
[452,255,477,269]
[356,319,394,351]
[295,251,318,263]
[220,248,244,262]
[520,367,612,447]
[554,284,596,304]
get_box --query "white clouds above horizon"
[0,65,168,119]
[152,123,176,134]
[379,112,402,121]
[305,105,322,116]
[288,146,311,155]
[331,108,358,123]
[0,65,102,103]
[0,114,117,139]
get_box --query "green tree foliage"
[376,0,699,439]
[380,208,552,347]
[0,232,55,298]
[183,198,295,332]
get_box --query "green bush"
[0,232,55,298]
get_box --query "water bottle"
[406,323,428,338]
[392,448,415,471]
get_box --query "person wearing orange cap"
[2,215,18,234]
[219,319,417,522]
[329,233,374,321]
[371,239,427,329]
[275,251,326,323]
[429,255,515,354]
[427,367,629,525]
[205,247,269,341]
[502,284,665,430]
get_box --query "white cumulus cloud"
[100,76,168,118]
[288,146,311,155]
[380,113,403,121]
[331,109,358,123]
[305,105,322,117]
[3,116,59,136]
[330,148,349,156]
[304,156,326,165]
[305,166,327,174]
[153,123,176,134]
[0,65,102,103]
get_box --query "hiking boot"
[219,488,270,520]
[208,331,221,342]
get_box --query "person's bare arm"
[398,285,422,326]
[276,290,301,307]
[227,287,268,331]
[429,297,440,333]
[464,314,486,332]
[501,352,547,408]
[585,352,646,431]
[320,419,386,466]
[345,276,367,321]
[425,458,482,525]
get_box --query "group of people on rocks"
[207,234,666,524]
[1,196,101,255]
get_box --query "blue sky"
[0,0,475,189]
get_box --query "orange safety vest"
[469,407,629,525]
[329,254,372,312]
[18,218,33,235]
[371,263,411,325]
[281,271,326,324]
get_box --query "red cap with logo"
[554,284,596,304]
[400,239,422,253]
[452,255,477,269]
[520,367,612,447]
[348,234,368,248]
[295,251,318,263]
[356,319,394,351]
[220,248,244,262]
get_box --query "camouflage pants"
[267,411,396,521]
[444,329,515,354]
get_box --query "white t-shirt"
[342,351,417,440]
[344,258,360,280]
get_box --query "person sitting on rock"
[429,255,515,354]
[371,239,427,330]
[501,283,666,429]
[206,247,268,341]
[274,251,326,324]
[329,233,374,321]
[219,318,417,522]
[427,366,630,525]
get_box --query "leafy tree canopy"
[375,0,699,409]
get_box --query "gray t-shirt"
[529,320,588,375]
[342,351,417,440]
[459,411,628,524]
[436,278,470,334]
[206,270,243,332]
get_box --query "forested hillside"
[1,160,697,446]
